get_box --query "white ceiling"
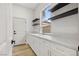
[14,3,40,10]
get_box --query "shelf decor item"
[32,18,39,22]
[50,3,70,12]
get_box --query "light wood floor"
[12,44,36,56]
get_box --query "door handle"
[11,40,15,44]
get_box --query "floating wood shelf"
[49,8,78,20]
[32,18,39,22]
[32,23,39,26]
[50,3,70,12]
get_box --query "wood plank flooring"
[12,44,36,56]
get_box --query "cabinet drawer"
[51,43,76,56]
[51,48,66,56]
[42,39,50,47]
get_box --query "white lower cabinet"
[27,35,77,56]
[31,36,49,56]
[50,42,77,56]
[38,39,50,56]
[50,43,66,56]
[27,35,40,55]
[33,36,39,55]
[27,35,50,56]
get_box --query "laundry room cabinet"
[50,42,77,56]
[27,34,77,56]
[26,3,78,56]
[38,38,50,56]
[27,34,50,56]
[27,34,40,55]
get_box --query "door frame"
[13,17,27,46]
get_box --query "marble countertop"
[30,33,79,50]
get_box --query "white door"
[0,4,13,56]
[13,18,26,45]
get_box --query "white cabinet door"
[26,34,31,45]
[33,36,39,55]
[26,34,30,44]
[27,35,50,56]
[50,46,66,56]
[27,35,39,55]
[27,35,77,56]
[28,35,34,49]
[39,39,50,56]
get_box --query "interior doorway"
[13,17,26,46]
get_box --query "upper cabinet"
[41,4,53,33]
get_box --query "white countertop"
[30,33,79,50]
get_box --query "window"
[42,4,52,22]
[42,4,52,33]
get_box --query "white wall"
[34,3,47,18]
[51,3,79,49]
[34,3,57,20]
[52,14,78,34]
[13,4,34,33]
[51,3,78,34]
[33,3,47,33]
[33,3,57,33]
